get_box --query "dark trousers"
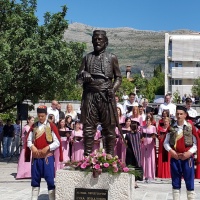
[82,92,116,156]
[31,155,55,190]
[170,157,194,191]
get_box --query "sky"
[22,0,200,32]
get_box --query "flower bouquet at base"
[64,148,140,178]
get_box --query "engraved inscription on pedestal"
[75,188,108,200]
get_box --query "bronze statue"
[77,30,122,156]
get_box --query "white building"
[165,33,200,97]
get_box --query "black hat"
[93,30,106,36]
[37,105,47,114]
[176,105,187,113]
[131,120,140,126]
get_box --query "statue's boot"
[31,187,40,200]
[104,137,116,157]
[84,136,94,156]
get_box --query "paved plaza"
[0,157,200,200]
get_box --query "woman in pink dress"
[65,115,74,130]
[115,107,125,159]
[130,106,143,127]
[16,116,35,179]
[122,117,131,132]
[70,121,84,161]
[92,129,101,152]
[54,119,71,172]
[141,115,157,182]
[117,107,125,125]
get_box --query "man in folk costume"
[25,105,63,200]
[164,106,197,200]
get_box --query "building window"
[171,79,182,85]
[174,62,182,67]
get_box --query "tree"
[0,0,85,113]
[132,74,148,96]
[130,64,164,102]
[117,77,135,100]
[192,78,200,97]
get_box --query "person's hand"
[31,145,40,158]
[169,149,179,160]
[40,146,50,157]
[108,88,114,96]
[82,71,92,82]
[141,137,144,142]
[178,151,192,160]
[66,133,70,138]
[152,134,157,139]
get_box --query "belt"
[32,151,53,159]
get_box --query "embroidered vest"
[32,121,53,149]
[169,122,193,148]
[85,52,113,78]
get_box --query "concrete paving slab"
[0,156,200,200]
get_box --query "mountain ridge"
[64,22,197,76]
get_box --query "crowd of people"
[0,94,200,200]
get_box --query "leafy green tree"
[173,89,181,104]
[0,0,85,113]
[117,77,135,100]
[153,64,162,77]
[132,74,148,96]
[192,78,200,97]
[131,64,164,102]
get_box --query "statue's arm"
[112,54,122,92]
[76,56,86,83]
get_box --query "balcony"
[170,67,200,79]
[171,85,193,96]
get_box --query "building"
[165,33,200,97]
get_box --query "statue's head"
[92,30,108,53]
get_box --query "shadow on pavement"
[38,194,49,200]
[10,173,17,178]
[0,156,19,164]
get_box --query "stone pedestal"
[56,170,135,200]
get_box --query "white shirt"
[47,107,59,123]
[27,121,60,151]
[123,100,139,114]
[158,102,176,117]
[187,107,198,118]
[163,120,197,154]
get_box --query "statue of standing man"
[77,30,122,156]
